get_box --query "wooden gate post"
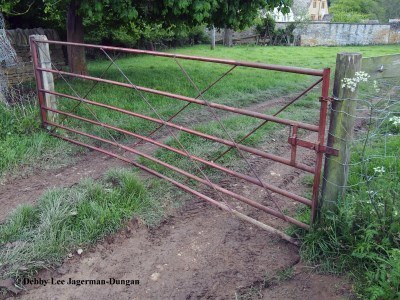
[30,34,57,124]
[321,53,362,212]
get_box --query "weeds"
[300,113,400,299]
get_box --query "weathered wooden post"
[321,53,362,212]
[29,34,57,125]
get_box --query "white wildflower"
[373,80,380,93]
[389,116,400,126]
[341,71,370,92]
[373,166,385,174]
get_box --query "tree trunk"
[67,0,87,75]
[210,26,215,50]
[223,26,233,47]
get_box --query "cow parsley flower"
[389,116,400,126]
[341,71,370,92]
[373,166,385,174]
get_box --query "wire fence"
[323,74,399,197]
[0,13,37,104]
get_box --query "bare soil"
[1,95,353,299]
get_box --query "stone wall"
[207,22,400,47]
[388,21,400,44]
[296,22,400,46]
[2,28,65,85]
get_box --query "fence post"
[29,34,57,125]
[321,52,362,212]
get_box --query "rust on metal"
[288,137,339,156]
[40,89,316,174]
[46,120,310,230]
[29,37,47,126]
[30,37,334,239]
[290,126,298,165]
[37,67,320,132]
[36,39,324,76]
[311,68,331,222]
[42,104,313,207]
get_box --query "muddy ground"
[1,97,353,299]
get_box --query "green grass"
[0,168,154,282]
[0,101,79,179]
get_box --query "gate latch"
[288,136,339,156]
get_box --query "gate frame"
[30,36,337,242]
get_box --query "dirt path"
[15,201,349,300]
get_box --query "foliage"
[330,0,386,23]
[85,21,209,49]
[255,14,276,38]
[379,0,400,20]
[255,15,298,45]
[0,96,78,177]
[1,0,292,32]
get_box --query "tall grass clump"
[0,168,151,282]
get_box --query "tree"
[1,0,292,73]
[329,0,385,23]
[378,0,400,21]
[44,0,139,75]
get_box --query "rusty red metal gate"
[30,37,337,244]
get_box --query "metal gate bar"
[35,39,324,76]
[30,37,335,242]
[46,120,307,230]
[36,68,320,132]
[42,103,313,207]
[40,89,316,175]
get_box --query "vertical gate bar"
[311,68,331,223]
[29,36,47,127]
[290,126,298,164]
